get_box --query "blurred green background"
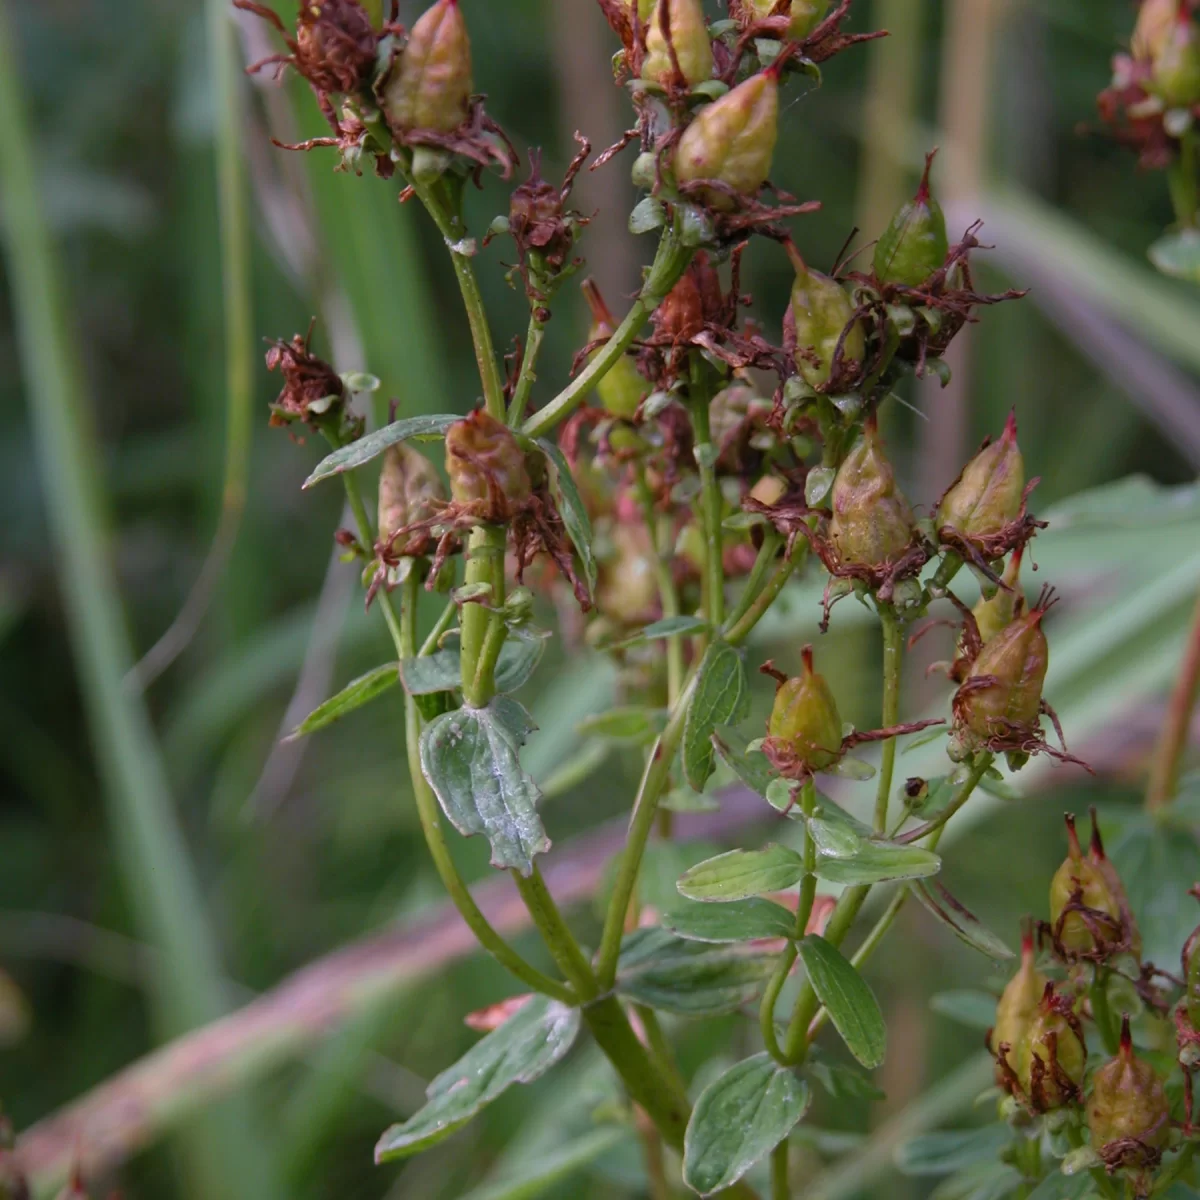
[2,0,1200,1197]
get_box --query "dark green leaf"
[930,990,999,1032]
[285,663,399,740]
[456,1127,632,1200]
[930,1160,1023,1200]
[375,997,580,1161]
[400,636,545,696]
[537,439,596,597]
[683,642,750,791]
[1023,1171,1094,1200]
[910,881,1015,961]
[303,414,458,487]
[797,935,885,1069]
[683,1054,811,1195]
[419,697,549,875]
[806,1058,886,1102]
[894,1126,1013,1176]
[662,898,796,943]
[1043,475,1200,531]
[629,196,666,235]
[677,846,807,902]
[615,928,773,1016]
[711,734,775,799]
[576,706,668,744]
[602,615,709,651]
[813,841,940,886]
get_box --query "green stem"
[760,943,798,1065]
[725,531,782,634]
[512,866,597,997]
[521,231,693,440]
[637,1005,685,1093]
[459,524,508,708]
[1152,1143,1197,1194]
[1146,589,1200,811]
[418,598,457,656]
[635,468,685,702]
[793,780,819,939]
[1090,970,1121,1057]
[688,355,725,629]
[771,1138,790,1200]
[874,604,903,833]
[1064,1123,1120,1200]
[725,547,800,647]
[508,310,547,428]
[1169,128,1199,230]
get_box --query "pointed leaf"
[304,414,458,487]
[375,996,580,1161]
[663,898,796,944]
[798,935,886,1069]
[683,1054,812,1195]
[401,634,546,696]
[894,1126,1013,1176]
[537,439,596,596]
[814,841,941,886]
[677,846,807,902]
[285,663,399,740]
[602,615,709,651]
[684,642,751,790]
[419,697,549,875]
[712,734,776,799]
[910,880,1015,961]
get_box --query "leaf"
[576,706,667,744]
[904,726,950,754]
[1023,1171,1094,1200]
[807,1058,886,1102]
[797,935,886,1069]
[930,990,1000,1032]
[825,755,876,781]
[419,697,549,875]
[1043,475,1200,531]
[375,996,581,1161]
[629,196,667,235]
[615,928,774,1016]
[1149,226,1200,282]
[930,1160,1023,1200]
[303,414,458,487]
[400,636,545,696]
[682,1054,811,1195]
[601,615,709,651]
[285,663,399,740]
[813,841,941,886]
[677,846,807,902]
[894,1125,1013,1176]
[456,1127,631,1200]
[805,466,836,509]
[910,881,1015,962]
[662,898,796,944]
[711,734,775,799]
[683,642,751,791]
[537,439,596,596]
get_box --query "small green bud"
[972,550,1024,645]
[991,923,1047,1074]
[937,411,1026,540]
[1049,814,1123,956]
[381,0,472,135]
[674,68,779,207]
[642,0,714,88]
[1150,8,1200,106]
[1087,1016,1170,1157]
[742,0,830,38]
[766,646,845,771]
[582,279,647,419]
[378,443,447,553]
[631,151,658,189]
[1017,984,1086,1109]
[788,246,865,390]
[828,420,916,569]
[445,409,532,521]
[873,150,950,288]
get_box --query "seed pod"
[873,151,949,288]
[381,0,472,134]
[655,255,723,341]
[788,248,865,390]
[1182,888,1200,1029]
[1018,984,1086,1109]
[581,280,647,419]
[632,0,656,19]
[956,599,1049,741]
[1151,7,1200,107]
[937,411,1026,540]
[828,420,916,569]
[972,550,1024,645]
[1132,0,1178,60]
[445,409,532,522]
[742,0,830,38]
[378,444,446,554]
[766,646,845,771]
[1087,810,1141,960]
[1087,1016,1170,1156]
[674,68,779,208]
[1048,813,1124,956]
[642,0,714,87]
[990,922,1047,1072]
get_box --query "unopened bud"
[582,280,647,419]
[765,646,844,772]
[1151,7,1200,106]
[788,247,864,390]
[642,0,714,88]
[381,0,472,135]
[1049,814,1124,956]
[873,150,949,288]
[937,411,1025,540]
[674,69,779,208]
[742,0,830,37]
[1087,1016,1170,1158]
[378,444,446,554]
[445,409,532,521]
[972,550,1024,645]
[828,419,916,569]
[1017,984,1086,1109]
[991,923,1046,1067]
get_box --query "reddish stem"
[1147,590,1200,810]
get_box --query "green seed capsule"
[788,247,864,390]
[445,409,531,521]
[828,420,916,569]
[956,601,1049,740]
[1018,985,1085,1109]
[742,0,830,37]
[674,69,779,208]
[632,0,656,19]
[1151,9,1200,107]
[581,280,647,419]
[381,0,472,134]
[990,923,1047,1073]
[766,645,844,771]
[642,0,714,87]
[873,150,950,288]
[1087,1016,1170,1155]
[1048,814,1123,956]
[937,411,1026,540]
[1087,811,1141,960]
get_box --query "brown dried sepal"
[993,985,1086,1115]
[1095,53,1183,171]
[390,95,519,183]
[1038,882,1130,967]
[264,325,362,439]
[675,177,823,245]
[724,0,887,79]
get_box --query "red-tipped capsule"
[1087,1016,1170,1161]
[642,0,714,87]
[1017,983,1086,1110]
[873,151,950,288]
[1048,814,1124,956]
[990,920,1048,1079]
[972,550,1025,645]
[788,245,865,390]
[937,411,1026,541]
[381,0,473,134]
[1087,809,1141,959]
[765,646,845,772]
[378,444,446,556]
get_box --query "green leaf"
[805,466,836,509]
[419,697,549,875]
[456,1127,631,1200]
[711,734,775,799]
[662,898,796,944]
[930,1160,1023,1200]
[930,990,999,1032]
[303,414,458,487]
[1023,1171,1094,1200]
[576,706,667,744]
[400,636,545,696]
[375,996,581,1161]
[813,841,941,886]
[797,935,886,1069]
[285,663,399,740]
[601,615,709,651]
[682,1054,812,1195]
[910,881,1015,962]
[615,928,774,1016]
[807,1058,886,1102]
[894,1125,1013,1176]
[537,439,596,597]
[1149,227,1200,282]
[683,642,751,791]
[677,846,807,902]
[629,196,667,235]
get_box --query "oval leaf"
[677,845,806,902]
[285,663,399,740]
[683,1054,812,1196]
[814,841,940,886]
[537,439,596,597]
[401,636,545,697]
[894,1125,1013,1177]
[683,642,751,791]
[662,898,796,944]
[910,880,1015,961]
[602,615,709,651]
[304,414,458,487]
[808,816,863,859]
[375,996,580,1162]
[798,935,886,1069]
[419,697,549,875]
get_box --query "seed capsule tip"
[1088,807,1108,862]
[801,644,816,674]
[1063,812,1082,858]
[1119,1012,1133,1056]
[916,147,939,203]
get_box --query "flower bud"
[788,248,865,390]
[445,409,532,522]
[1132,0,1177,61]
[742,0,830,38]
[765,645,844,772]
[937,411,1025,540]
[972,550,1024,645]
[582,280,648,419]
[1151,7,1200,107]
[642,0,714,88]
[828,420,916,569]
[1087,1016,1170,1158]
[990,922,1047,1072]
[1017,984,1086,1109]
[873,151,949,288]
[1049,814,1124,956]
[381,0,472,135]
[378,444,446,554]
[674,68,779,208]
